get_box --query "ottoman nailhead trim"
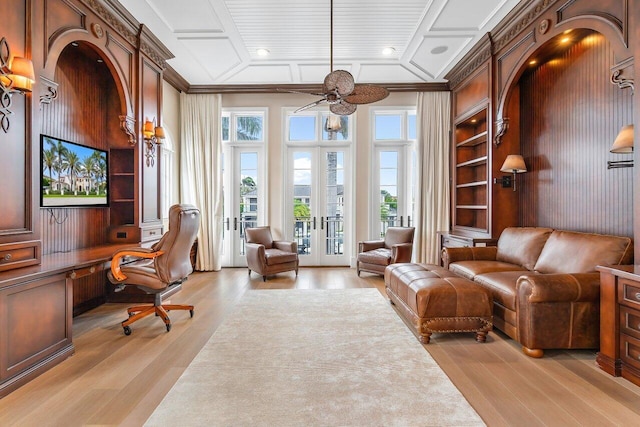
[421,318,493,333]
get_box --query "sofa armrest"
[359,240,385,252]
[391,243,413,263]
[441,246,497,268]
[273,240,298,253]
[516,273,601,303]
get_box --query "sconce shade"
[610,124,634,153]
[500,154,527,173]
[8,57,35,92]
[143,120,155,139]
[325,115,342,132]
[154,125,165,142]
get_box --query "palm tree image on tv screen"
[41,135,108,207]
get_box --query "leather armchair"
[356,227,415,276]
[108,204,200,335]
[245,226,298,281]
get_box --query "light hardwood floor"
[1,267,639,426]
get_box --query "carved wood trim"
[39,77,59,106]
[119,115,136,145]
[611,57,635,93]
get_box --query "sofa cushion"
[358,248,392,266]
[449,260,527,280]
[474,271,540,311]
[533,230,633,274]
[495,227,553,270]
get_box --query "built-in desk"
[0,243,130,398]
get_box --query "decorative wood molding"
[494,117,509,146]
[0,37,13,133]
[491,0,555,54]
[39,77,59,106]
[119,115,136,145]
[138,25,173,70]
[445,34,493,89]
[610,57,635,94]
[183,82,449,95]
[163,65,189,93]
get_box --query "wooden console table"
[596,265,640,386]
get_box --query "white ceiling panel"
[178,38,242,83]
[432,0,508,31]
[118,0,522,85]
[224,65,294,84]
[357,64,424,83]
[410,36,474,78]
[147,0,224,33]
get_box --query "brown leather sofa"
[442,227,633,357]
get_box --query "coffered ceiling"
[118,0,521,86]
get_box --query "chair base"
[248,266,299,282]
[121,303,194,335]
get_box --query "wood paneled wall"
[518,33,634,236]
[40,44,114,254]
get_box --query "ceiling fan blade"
[323,70,355,96]
[344,85,390,104]
[277,88,326,97]
[294,98,327,113]
[330,101,357,116]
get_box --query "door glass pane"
[222,116,230,141]
[375,114,402,140]
[289,116,316,141]
[380,151,399,235]
[236,115,263,141]
[239,152,258,254]
[325,151,344,255]
[408,114,416,140]
[293,152,312,255]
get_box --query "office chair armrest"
[110,249,165,282]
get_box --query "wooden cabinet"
[596,265,640,386]
[453,107,489,234]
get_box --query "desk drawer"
[618,279,640,310]
[620,306,640,340]
[141,226,163,242]
[0,240,41,272]
[620,333,640,371]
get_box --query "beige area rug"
[145,289,485,426]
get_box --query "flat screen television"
[40,134,109,208]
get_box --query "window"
[286,111,351,143]
[371,108,417,238]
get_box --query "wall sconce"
[143,118,165,167]
[494,154,527,191]
[0,37,35,133]
[607,124,633,169]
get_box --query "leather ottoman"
[384,263,493,344]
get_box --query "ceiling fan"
[283,0,390,115]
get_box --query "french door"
[286,147,351,266]
[221,147,265,267]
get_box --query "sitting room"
[1,0,639,425]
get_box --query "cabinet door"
[0,274,73,383]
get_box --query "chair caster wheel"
[166,323,172,332]
[189,309,194,318]
[123,326,132,336]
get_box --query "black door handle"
[234,217,238,231]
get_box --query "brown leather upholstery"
[385,263,493,344]
[108,204,200,335]
[356,227,415,276]
[442,227,633,358]
[245,226,298,281]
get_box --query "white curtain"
[414,92,451,264]
[179,93,223,271]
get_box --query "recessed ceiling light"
[71,42,79,47]
[256,48,270,57]
[529,60,537,65]
[430,46,448,55]
[382,47,395,56]
[97,59,103,63]
[560,37,571,44]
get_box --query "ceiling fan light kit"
[286,0,389,116]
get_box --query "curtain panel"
[415,92,451,264]
[179,93,223,271]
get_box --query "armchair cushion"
[264,249,298,265]
[358,248,392,266]
[384,227,415,248]
[245,226,274,248]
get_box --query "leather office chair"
[356,227,415,276]
[245,226,298,281]
[108,204,200,335]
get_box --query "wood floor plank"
[1,268,640,426]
